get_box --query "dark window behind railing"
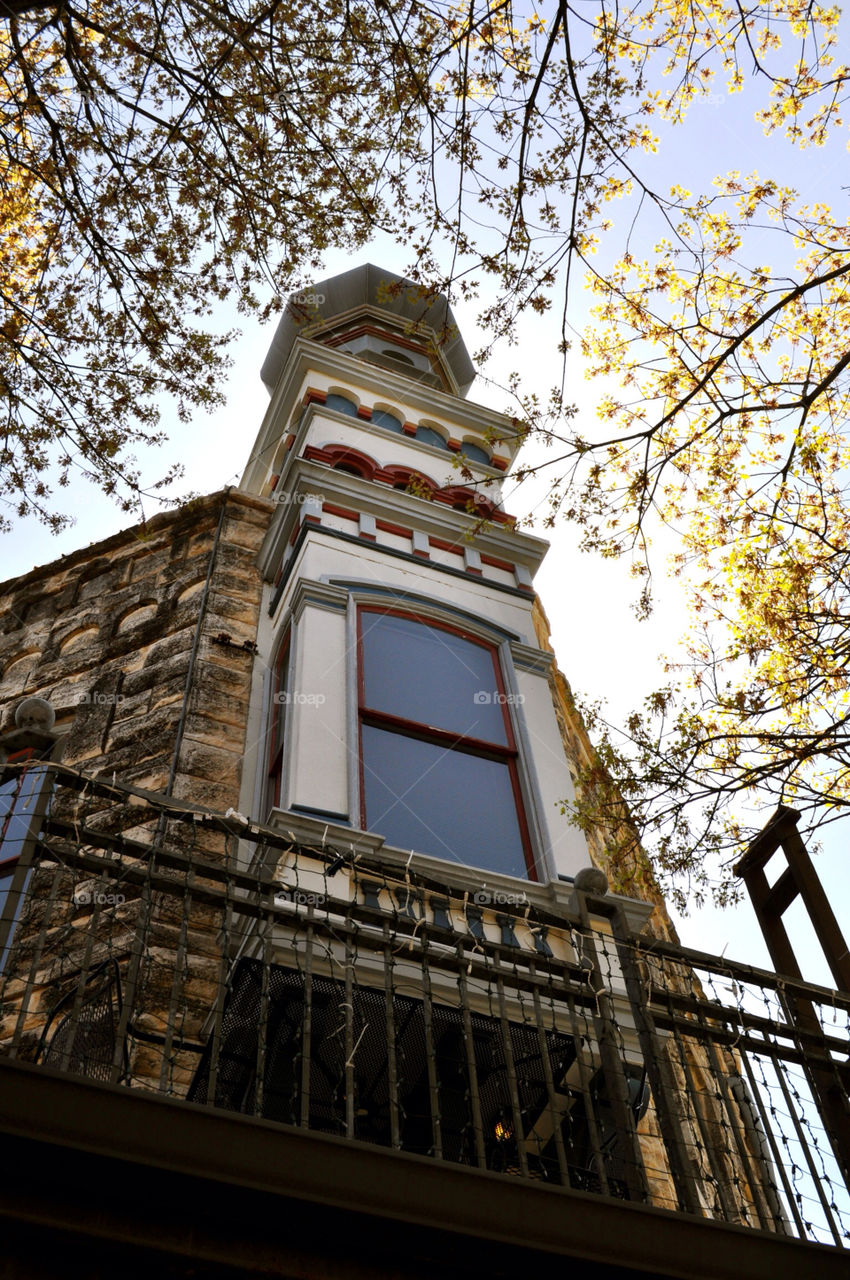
[187,957,638,1191]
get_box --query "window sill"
[264,808,654,934]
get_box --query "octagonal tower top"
[260,264,477,399]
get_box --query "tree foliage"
[3,0,850,896]
[0,0,430,527]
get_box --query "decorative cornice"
[257,459,549,584]
[241,340,520,495]
[328,581,523,641]
[286,579,349,624]
[509,642,556,676]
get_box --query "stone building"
[0,266,847,1278]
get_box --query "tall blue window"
[357,610,533,878]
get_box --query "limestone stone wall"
[0,488,272,812]
[0,489,273,1080]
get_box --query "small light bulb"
[494,1117,513,1142]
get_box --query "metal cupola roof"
[259,263,477,398]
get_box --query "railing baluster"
[158,859,194,1094]
[693,1007,776,1232]
[7,856,64,1059]
[575,904,650,1205]
[606,906,712,1212]
[528,957,569,1183]
[205,859,234,1110]
[493,950,528,1177]
[420,933,443,1160]
[109,866,152,1085]
[654,973,735,1223]
[55,855,111,1077]
[773,1050,844,1245]
[456,939,487,1169]
[299,905,314,1129]
[565,991,610,1195]
[344,935,355,1141]
[730,1057,794,1234]
[739,1048,803,1236]
[253,877,275,1117]
[382,920,401,1150]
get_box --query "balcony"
[0,762,848,1279]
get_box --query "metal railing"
[0,763,848,1248]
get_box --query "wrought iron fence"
[0,762,848,1249]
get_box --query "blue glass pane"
[0,862,17,908]
[0,861,26,924]
[362,726,527,876]
[460,442,490,465]
[325,394,358,416]
[372,410,403,433]
[415,425,448,450]
[0,778,16,826]
[0,766,48,866]
[361,613,508,744]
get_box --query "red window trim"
[356,606,536,879]
[480,553,514,573]
[322,502,359,523]
[374,519,411,539]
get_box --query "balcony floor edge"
[0,1058,845,1280]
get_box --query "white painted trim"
[288,579,349,622]
[344,596,362,834]
[496,638,551,882]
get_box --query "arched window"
[325,393,358,416]
[381,467,436,497]
[415,425,449,450]
[319,446,378,481]
[372,409,404,433]
[357,609,533,878]
[437,485,494,517]
[460,441,491,466]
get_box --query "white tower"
[238,264,594,892]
